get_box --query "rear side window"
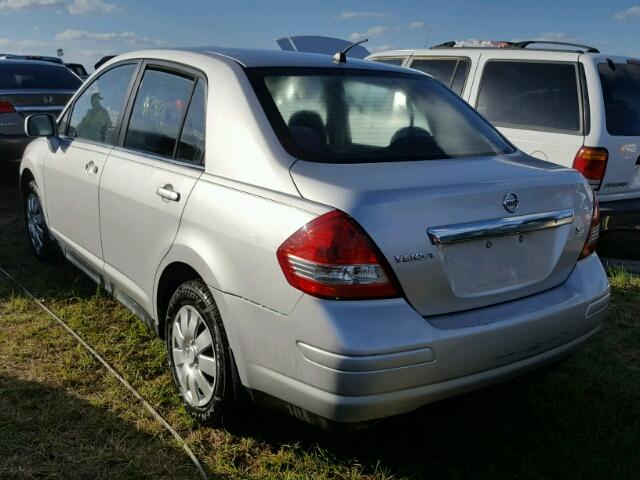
[176,79,206,164]
[0,63,82,90]
[409,58,469,95]
[598,62,640,136]
[371,57,404,66]
[477,61,581,133]
[124,68,194,158]
[68,63,137,144]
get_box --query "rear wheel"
[23,180,57,261]
[165,279,233,425]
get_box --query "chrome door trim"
[427,209,575,245]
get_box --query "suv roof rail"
[431,41,459,49]
[514,40,600,53]
[429,40,600,54]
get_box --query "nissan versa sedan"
[19,48,610,428]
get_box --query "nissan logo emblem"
[502,192,519,213]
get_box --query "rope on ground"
[0,265,208,480]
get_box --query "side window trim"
[474,58,584,135]
[118,59,208,167]
[60,60,142,143]
[408,56,471,95]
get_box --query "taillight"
[580,194,600,259]
[277,210,400,300]
[0,101,15,114]
[573,147,608,190]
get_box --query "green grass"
[1,176,639,479]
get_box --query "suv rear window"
[477,61,582,133]
[0,63,82,89]
[248,68,514,164]
[409,58,469,95]
[598,62,640,136]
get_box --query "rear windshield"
[598,62,640,136]
[248,68,514,163]
[0,63,82,90]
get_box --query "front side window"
[124,68,194,157]
[598,62,640,136]
[68,63,137,144]
[249,68,514,163]
[476,61,581,133]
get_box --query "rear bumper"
[0,136,31,163]
[213,253,610,425]
[599,195,640,215]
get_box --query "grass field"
[1,167,639,479]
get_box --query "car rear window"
[248,68,515,164]
[476,61,582,133]
[598,62,640,136]
[0,63,82,89]
[409,58,469,95]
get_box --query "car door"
[470,58,585,167]
[44,62,139,272]
[99,62,206,314]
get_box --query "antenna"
[333,38,368,63]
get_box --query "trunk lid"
[290,153,594,316]
[0,90,72,135]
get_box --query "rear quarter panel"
[156,173,330,317]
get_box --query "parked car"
[20,47,609,428]
[1,59,81,165]
[368,41,640,216]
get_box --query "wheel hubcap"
[26,193,45,253]
[171,305,217,407]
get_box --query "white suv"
[20,48,609,428]
[368,41,640,215]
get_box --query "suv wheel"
[24,180,56,261]
[165,279,232,425]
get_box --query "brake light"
[0,101,15,114]
[573,147,608,190]
[580,194,600,259]
[277,210,400,300]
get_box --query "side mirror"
[25,114,58,138]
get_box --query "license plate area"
[439,229,559,298]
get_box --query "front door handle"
[85,161,98,175]
[157,184,180,202]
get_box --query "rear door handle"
[157,184,180,202]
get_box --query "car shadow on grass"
[0,375,201,480]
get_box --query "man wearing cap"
[76,92,112,142]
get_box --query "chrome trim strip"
[14,106,64,112]
[427,209,575,245]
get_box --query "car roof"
[117,47,417,73]
[0,58,69,68]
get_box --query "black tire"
[23,180,57,262]
[165,279,233,425]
